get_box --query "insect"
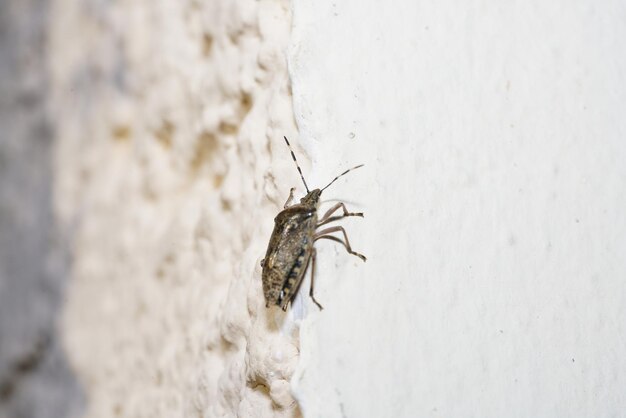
[261,136,366,311]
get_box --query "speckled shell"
[262,204,317,310]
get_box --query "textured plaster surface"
[50,0,304,417]
[289,0,626,417]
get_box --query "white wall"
[47,0,626,416]
[288,1,626,417]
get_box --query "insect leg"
[309,248,324,310]
[315,226,367,262]
[284,187,296,208]
[317,202,363,227]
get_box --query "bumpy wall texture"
[50,1,304,417]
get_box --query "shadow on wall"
[0,0,83,417]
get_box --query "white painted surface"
[289,1,626,417]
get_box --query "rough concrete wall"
[0,0,83,417]
[49,0,304,417]
[289,0,626,417]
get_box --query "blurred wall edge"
[0,1,83,417]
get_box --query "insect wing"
[262,208,316,308]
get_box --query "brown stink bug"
[261,136,366,311]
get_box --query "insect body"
[261,137,366,311]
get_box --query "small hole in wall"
[240,92,253,115]
[155,120,175,148]
[249,381,270,396]
[112,125,132,141]
[228,30,244,45]
[213,174,224,188]
[202,33,213,56]
[218,120,238,135]
[155,253,176,280]
[221,198,232,211]
[190,131,218,171]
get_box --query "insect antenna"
[283,136,310,193]
[321,164,364,192]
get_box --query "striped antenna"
[321,164,364,192]
[283,136,310,193]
